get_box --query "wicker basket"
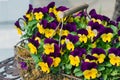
[14,41,82,80]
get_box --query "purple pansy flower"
[109,20,117,26]
[81,62,97,71]
[19,62,28,70]
[47,2,55,9]
[77,29,88,35]
[40,19,48,29]
[14,20,21,29]
[70,48,86,57]
[26,4,33,14]
[33,7,43,13]
[48,21,58,29]
[49,44,60,57]
[102,15,110,22]
[66,34,79,44]
[91,48,106,55]
[28,35,39,48]
[57,6,68,11]
[108,48,120,56]
[44,38,58,44]
[86,55,97,61]
[63,22,77,32]
[42,55,53,67]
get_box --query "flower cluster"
[15,2,120,80]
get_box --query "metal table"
[0,57,21,80]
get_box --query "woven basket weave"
[14,42,82,80]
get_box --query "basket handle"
[59,3,89,18]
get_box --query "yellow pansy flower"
[34,12,44,20]
[91,18,102,24]
[101,33,113,42]
[35,37,41,43]
[28,43,37,54]
[60,30,69,36]
[69,55,80,66]
[51,57,61,67]
[91,42,97,48]
[66,39,74,51]
[43,43,54,55]
[26,14,32,21]
[38,62,50,73]
[109,54,120,66]
[93,54,106,63]
[15,27,22,35]
[83,68,98,79]
[87,26,97,41]
[44,29,55,38]
[37,23,45,34]
[78,34,87,43]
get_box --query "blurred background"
[0,0,116,61]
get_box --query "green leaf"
[103,74,107,80]
[71,32,77,35]
[75,71,83,77]
[111,70,118,76]
[65,64,72,69]
[65,69,71,74]
[73,67,81,73]
[31,54,40,63]
[44,14,54,22]
[98,66,105,71]
[105,62,112,67]
[110,25,118,34]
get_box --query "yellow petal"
[37,23,44,34]
[35,37,41,43]
[66,41,74,51]
[34,12,44,20]
[45,29,55,38]
[38,62,50,73]
[28,43,37,54]
[79,34,87,43]
[43,43,54,55]
[69,55,80,66]
[16,27,22,35]
[52,57,61,67]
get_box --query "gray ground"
[0,0,116,61]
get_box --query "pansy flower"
[85,55,97,63]
[101,28,113,42]
[81,62,98,79]
[33,7,44,21]
[38,55,53,73]
[28,35,39,54]
[25,4,33,21]
[14,20,22,35]
[91,48,106,63]
[65,34,79,51]
[51,56,61,67]
[19,62,28,70]
[86,26,97,41]
[108,48,120,66]
[77,29,88,43]
[89,9,103,24]
[69,48,86,66]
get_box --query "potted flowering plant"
[14,2,120,80]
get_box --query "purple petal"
[26,4,33,14]
[57,6,68,11]
[118,30,120,36]
[47,2,55,8]
[91,48,106,55]
[33,7,42,13]
[89,9,97,16]
[81,62,97,71]
[66,34,79,44]
[44,38,58,44]
[116,16,120,22]
[14,20,20,28]
[86,55,97,60]
[20,62,28,70]
[40,19,48,28]
[77,29,88,35]
[102,15,110,22]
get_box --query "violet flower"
[66,34,79,44]
[91,48,106,55]
[81,62,97,72]
[77,29,88,35]
[19,62,28,70]
[42,55,53,67]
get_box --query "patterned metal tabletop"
[0,57,21,80]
